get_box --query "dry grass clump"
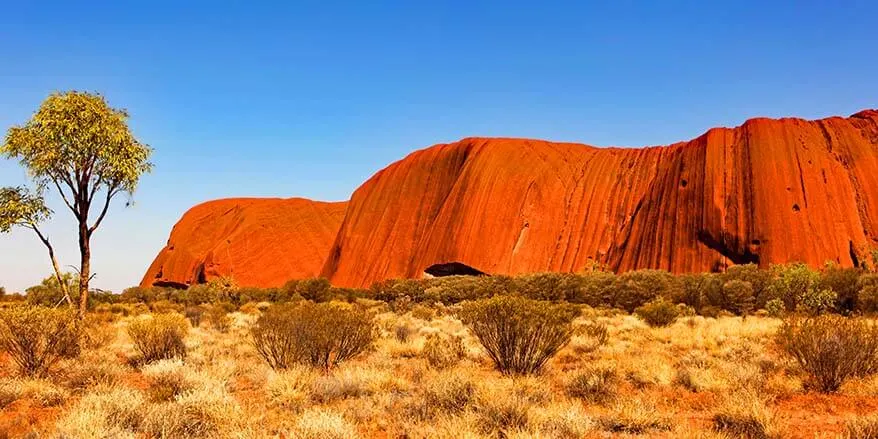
[0,378,68,407]
[712,391,779,439]
[529,402,594,438]
[127,313,189,364]
[205,306,231,333]
[0,379,18,408]
[183,306,204,327]
[565,365,617,403]
[596,398,671,434]
[475,391,531,436]
[251,302,375,371]
[569,320,609,355]
[405,372,478,420]
[62,357,124,390]
[141,359,196,402]
[55,386,146,438]
[265,366,316,410]
[0,305,80,377]
[844,415,878,439]
[422,333,465,369]
[777,315,878,392]
[458,295,578,375]
[292,408,359,439]
[310,370,372,403]
[142,386,242,438]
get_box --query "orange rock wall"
[322,110,878,288]
[141,198,347,288]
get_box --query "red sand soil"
[141,198,347,288]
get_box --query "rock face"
[322,110,878,288]
[141,198,347,288]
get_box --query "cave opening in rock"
[424,262,487,278]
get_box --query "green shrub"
[706,280,755,315]
[572,270,617,306]
[721,264,773,308]
[458,295,578,375]
[634,298,680,327]
[612,270,675,312]
[673,273,717,311]
[768,263,820,311]
[819,264,862,313]
[777,315,878,392]
[422,333,466,369]
[765,298,786,318]
[0,306,80,376]
[858,274,878,314]
[127,313,189,364]
[251,302,375,371]
[513,272,581,301]
[797,288,837,315]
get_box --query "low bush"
[183,306,204,327]
[797,288,837,315]
[777,315,878,392]
[765,298,785,318]
[566,366,617,403]
[422,333,466,369]
[612,270,675,312]
[0,305,80,376]
[127,313,189,364]
[458,295,578,375]
[251,302,375,370]
[634,298,680,327]
[205,306,231,332]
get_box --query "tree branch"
[89,185,119,235]
[29,224,74,307]
[51,178,78,215]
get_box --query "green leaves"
[1,91,153,196]
[0,186,51,233]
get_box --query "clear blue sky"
[2,1,877,293]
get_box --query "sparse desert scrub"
[712,391,779,439]
[127,312,189,364]
[844,415,878,439]
[422,332,465,369]
[292,408,359,439]
[565,365,618,403]
[777,315,878,391]
[251,302,376,370]
[1,301,878,437]
[0,377,68,408]
[54,386,147,438]
[458,295,578,375]
[596,398,672,434]
[0,305,80,376]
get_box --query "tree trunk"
[32,226,74,307]
[77,220,90,319]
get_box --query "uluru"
[141,198,347,288]
[144,110,878,289]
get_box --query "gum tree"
[0,186,73,306]
[2,91,152,317]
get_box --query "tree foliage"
[2,91,153,317]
